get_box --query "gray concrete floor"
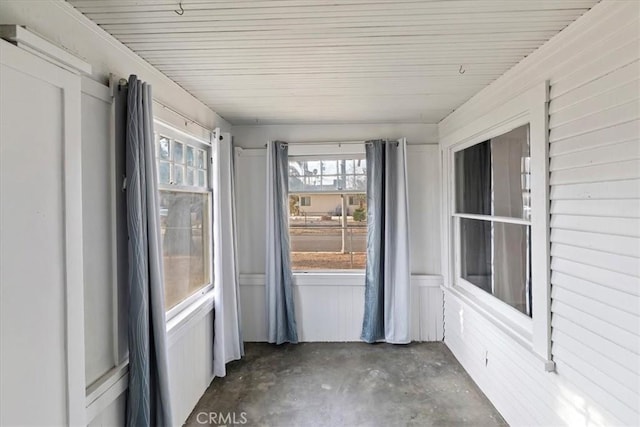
[185,342,507,427]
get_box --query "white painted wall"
[81,78,116,387]
[233,123,443,341]
[0,2,225,424]
[439,1,640,425]
[1,39,85,426]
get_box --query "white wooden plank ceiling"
[68,0,599,125]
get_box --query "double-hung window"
[444,83,551,367]
[288,156,367,271]
[154,121,213,314]
[454,124,532,316]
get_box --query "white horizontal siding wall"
[440,1,640,425]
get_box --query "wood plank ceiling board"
[68,0,600,125]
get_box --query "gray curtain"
[212,132,244,376]
[125,75,173,427]
[265,140,298,344]
[361,139,411,344]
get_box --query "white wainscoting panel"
[240,274,443,342]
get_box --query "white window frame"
[440,82,552,369]
[154,120,215,322]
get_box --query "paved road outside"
[291,233,366,252]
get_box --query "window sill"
[166,289,214,346]
[445,285,555,372]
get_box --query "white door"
[0,40,85,425]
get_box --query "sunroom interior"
[0,0,638,426]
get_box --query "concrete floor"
[185,342,507,427]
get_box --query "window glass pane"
[159,161,171,184]
[459,217,531,316]
[197,150,206,169]
[174,165,184,185]
[346,175,367,191]
[173,141,184,164]
[159,137,170,160]
[322,160,338,175]
[455,124,530,219]
[492,125,530,219]
[345,160,355,174]
[304,161,321,177]
[455,141,491,216]
[355,159,366,175]
[186,167,195,186]
[198,170,207,188]
[289,193,367,270]
[160,191,210,311]
[186,145,195,167]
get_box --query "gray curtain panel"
[125,75,173,427]
[265,140,298,344]
[212,132,244,377]
[361,139,411,344]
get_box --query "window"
[454,125,531,316]
[155,122,213,312]
[443,82,551,367]
[288,158,367,270]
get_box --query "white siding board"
[550,199,640,219]
[551,315,640,376]
[445,293,615,426]
[550,178,640,200]
[551,243,640,277]
[550,158,640,186]
[550,139,640,172]
[554,358,637,424]
[547,29,640,98]
[551,227,640,258]
[552,330,640,393]
[552,286,639,335]
[551,271,640,314]
[552,301,639,355]
[549,100,640,143]
[551,257,640,296]
[552,345,639,416]
[440,2,640,425]
[549,60,640,114]
[551,214,640,237]
[549,80,640,129]
[549,119,640,156]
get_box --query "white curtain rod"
[264,140,399,147]
[264,140,364,147]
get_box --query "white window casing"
[440,82,552,369]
